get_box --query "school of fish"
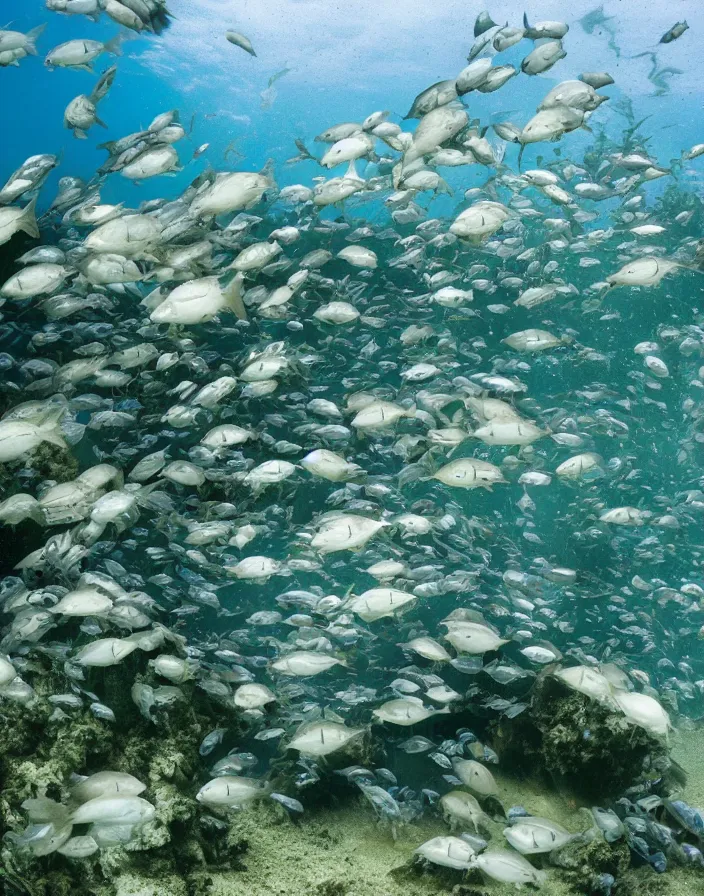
[0,3,704,891]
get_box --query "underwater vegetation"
[1,2,704,895]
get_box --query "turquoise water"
[1,2,703,894]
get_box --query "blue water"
[2,1,703,209]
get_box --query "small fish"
[226,30,256,56]
[199,728,227,756]
[660,21,688,44]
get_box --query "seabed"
[109,727,704,896]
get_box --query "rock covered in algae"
[492,674,672,800]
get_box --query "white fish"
[226,556,281,580]
[452,759,498,796]
[0,414,67,462]
[152,655,195,683]
[74,638,138,667]
[244,460,296,489]
[443,620,508,654]
[432,458,505,490]
[521,645,561,664]
[190,171,273,217]
[606,257,679,287]
[520,106,584,145]
[0,24,46,56]
[439,791,490,832]
[337,245,378,268]
[472,849,547,886]
[271,651,345,677]
[0,199,40,246]
[301,449,363,481]
[450,201,510,242]
[503,329,566,352]
[555,453,603,479]
[373,696,447,726]
[311,514,387,553]
[401,637,451,662]
[347,587,417,622]
[287,721,365,757]
[201,424,253,448]
[613,691,671,737]
[234,683,276,710]
[226,30,256,56]
[45,35,124,71]
[84,214,161,258]
[1,263,69,300]
[232,241,282,272]
[160,461,206,486]
[196,776,269,808]
[122,145,180,180]
[405,104,468,163]
[70,796,154,825]
[57,835,99,858]
[351,400,415,430]
[474,420,545,446]
[522,40,566,75]
[415,835,475,869]
[313,301,360,324]
[70,771,146,803]
[322,133,375,169]
[504,817,573,854]
[50,588,113,617]
[554,666,616,706]
[0,655,17,688]
[599,507,649,526]
[456,59,493,94]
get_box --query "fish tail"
[104,32,128,57]
[221,272,248,320]
[19,197,40,239]
[24,23,46,55]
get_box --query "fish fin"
[19,197,40,239]
[24,22,46,55]
[37,403,67,431]
[73,129,87,140]
[104,32,127,57]
[523,12,530,29]
[38,427,68,450]
[22,796,69,825]
[95,117,108,129]
[76,63,94,72]
[258,157,275,180]
[221,272,248,320]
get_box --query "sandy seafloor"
[109,727,704,896]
